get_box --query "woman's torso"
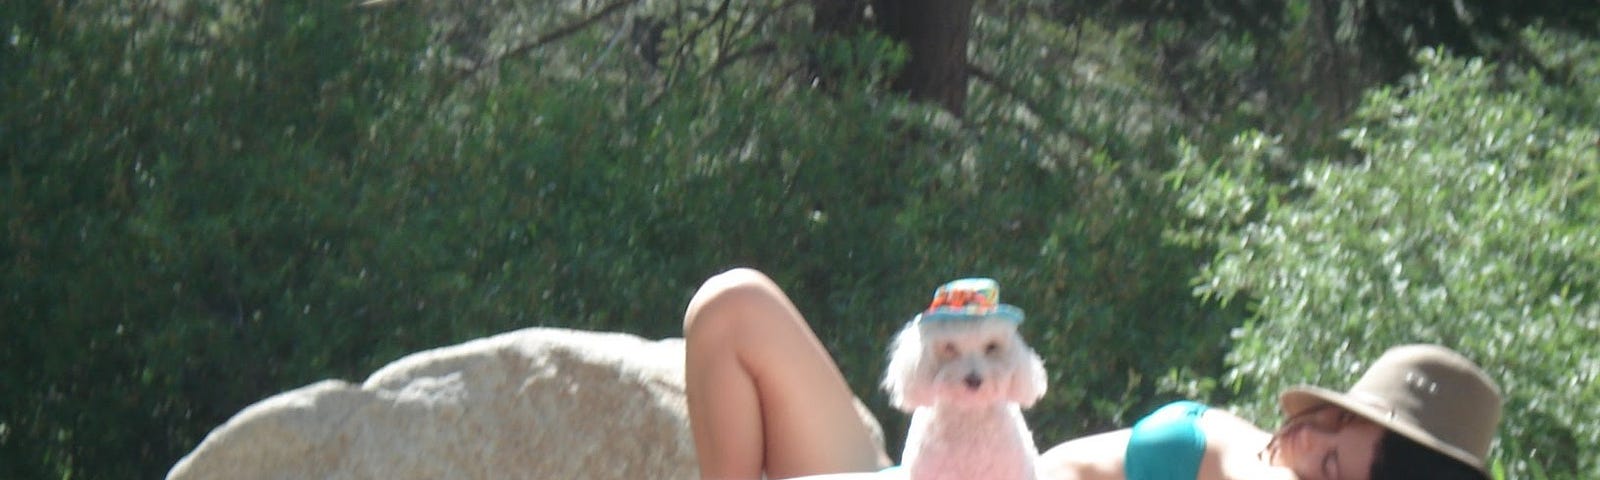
[1039,401,1295,480]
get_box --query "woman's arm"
[1036,429,1132,480]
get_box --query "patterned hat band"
[919,278,1025,324]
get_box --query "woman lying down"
[682,269,1501,480]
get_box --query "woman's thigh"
[684,268,889,479]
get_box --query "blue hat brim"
[920,304,1024,324]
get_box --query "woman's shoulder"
[1196,405,1273,447]
[1195,407,1286,480]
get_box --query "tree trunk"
[810,0,974,117]
[874,0,973,116]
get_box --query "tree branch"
[966,62,1097,153]
[712,42,777,73]
[454,0,641,82]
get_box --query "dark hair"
[1369,431,1489,480]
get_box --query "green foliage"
[4,0,1232,476]
[4,1,435,477]
[1173,35,1600,478]
[6,0,1596,478]
[1046,0,1600,162]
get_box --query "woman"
[683,269,1502,480]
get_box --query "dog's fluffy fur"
[882,316,1048,480]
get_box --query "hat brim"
[1280,386,1487,475]
[920,304,1024,323]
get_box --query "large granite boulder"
[167,328,884,479]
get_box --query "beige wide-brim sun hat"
[1279,344,1502,475]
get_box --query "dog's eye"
[939,342,958,358]
[984,342,1001,355]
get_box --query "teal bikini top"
[1124,400,1209,480]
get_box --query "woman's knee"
[683,268,787,337]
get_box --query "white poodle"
[881,279,1048,480]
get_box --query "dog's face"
[881,317,1047,411]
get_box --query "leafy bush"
[3,1,1238,476]
[13,0,1594,478]
[1172,34,1600,478]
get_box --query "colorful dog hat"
[919,278,1024,324]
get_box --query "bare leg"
[684,268,891,479]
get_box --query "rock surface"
[167,327,885,480]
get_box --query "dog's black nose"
[964,374,983,390]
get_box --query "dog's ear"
[1007,333,1048,408]
[881,319,934,411]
